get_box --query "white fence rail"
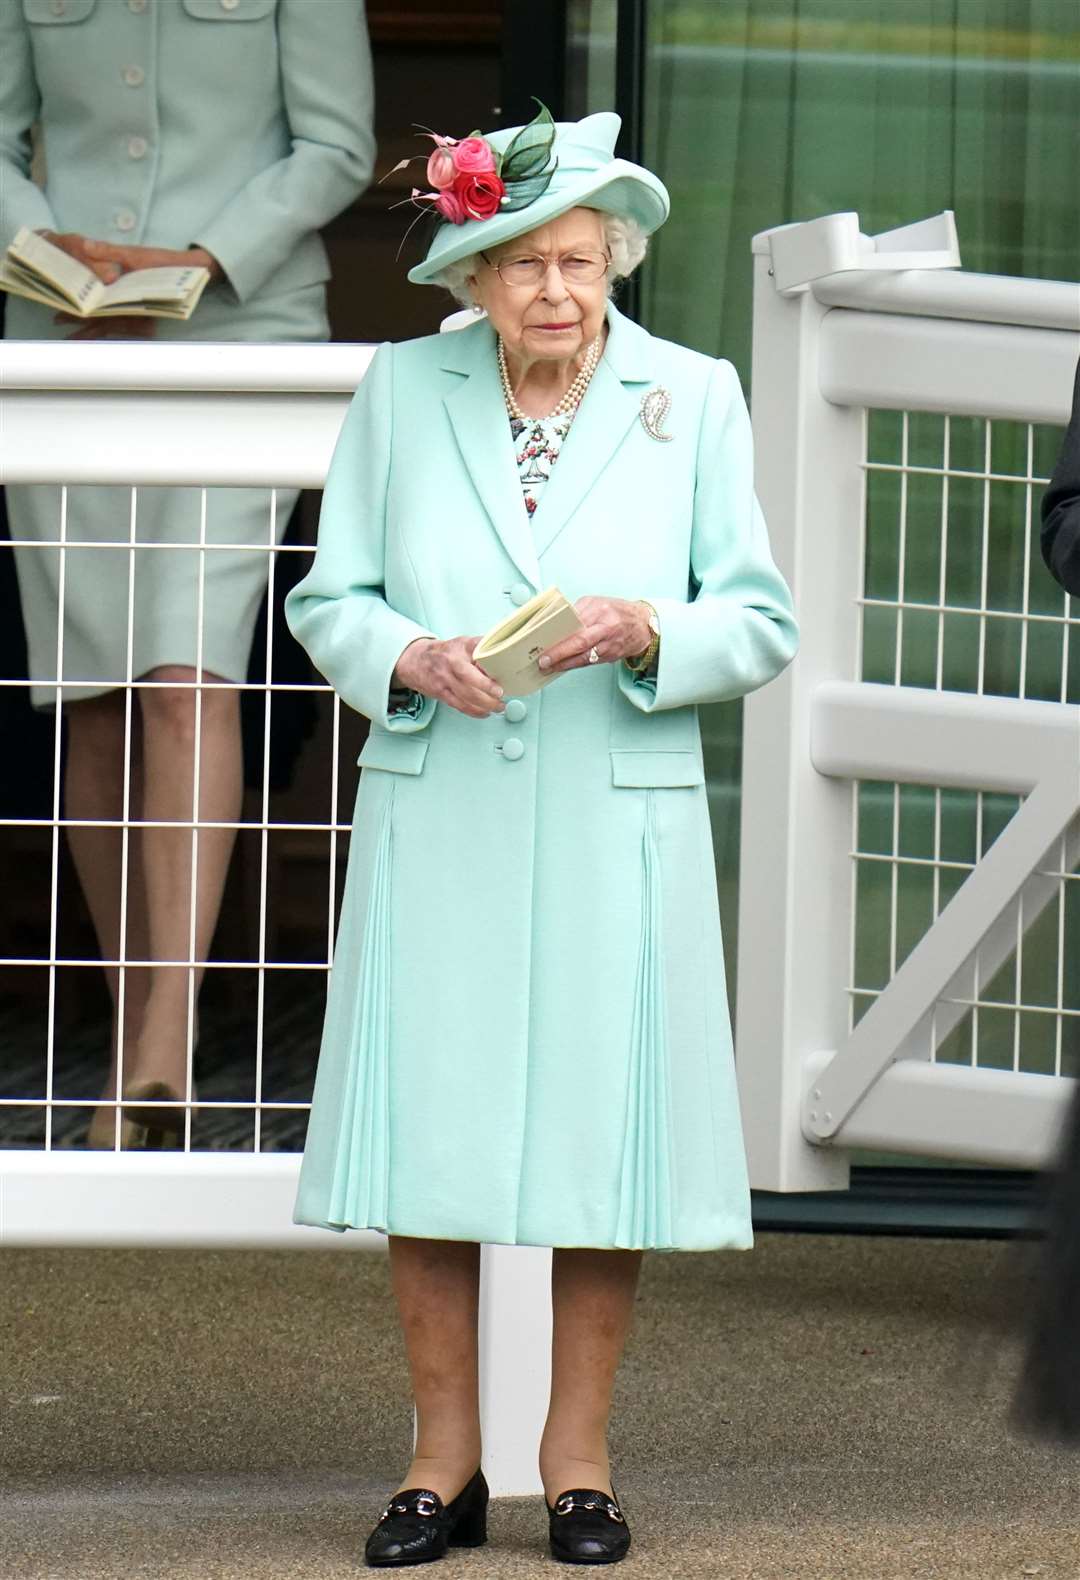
[738,219,1080,1193]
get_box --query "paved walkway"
[2,1234,1078,1579]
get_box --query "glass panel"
[640,1,1080,373]
[567,0,619,113]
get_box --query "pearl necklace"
[497,334,602,422]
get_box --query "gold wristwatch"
[625,602,660,675]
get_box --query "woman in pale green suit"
[0,0,373,1147]
[286,111,799,1567]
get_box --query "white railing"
[0,338,548,1495]
[738,215,1080,1192]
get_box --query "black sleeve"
[1041,356,1080,596]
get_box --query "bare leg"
[64,693,152,1121]
[387,1236,483,1503]
[539,1248,643,1504]
[127,664,243,1093]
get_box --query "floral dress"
[510,410,576,519]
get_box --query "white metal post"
[735,235,862,1192]
[478,1245,552,1496]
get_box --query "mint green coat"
[286,304,798,1250]
[1,0,373,703]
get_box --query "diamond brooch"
[640,386,674,442]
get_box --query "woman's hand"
[538,597,653,675]
[394,636,505,718]
[43,236,220,339]
[74,241,223,281]
[39,231,122,283]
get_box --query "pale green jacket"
[0,0,374,303]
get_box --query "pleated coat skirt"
[286,304,799,1251]
[5,284,327,707]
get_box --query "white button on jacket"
[122,64,145,87]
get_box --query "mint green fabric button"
[501,738,525,762]
[504,698,527,723]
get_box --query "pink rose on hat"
[434,187,467,224]
[426,147,457,190]
[452,137,497,175]
[391,103,558,232]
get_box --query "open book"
[474,586,584,696]
[0,227,210,320]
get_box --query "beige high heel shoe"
[85,1105,146,1150]
[120,1079,198,1149]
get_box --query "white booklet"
[0,226,210,320]
[473,586,584,696]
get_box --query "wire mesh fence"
[851,409,1079,1080]
[1,483,336,1153]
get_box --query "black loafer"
[364,1468,488,1567]
[547,1488,631,1565]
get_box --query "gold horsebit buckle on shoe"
[379,1492,439,1521]
[554,1493,625,1522]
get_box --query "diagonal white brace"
[811,683,1080,1090]
[803,678,1080,1144]
[804,765,1080,1141]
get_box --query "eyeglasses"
[481,249,611,287]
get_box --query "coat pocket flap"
[610,750,704,788]
[182,0,276,18]
[23,0,96,22]
[358,733,429,775]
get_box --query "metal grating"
[1,485,334,1151]
[850,410,1080,1080]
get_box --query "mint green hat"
[406,111,670,286]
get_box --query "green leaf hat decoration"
[497,100,558,211]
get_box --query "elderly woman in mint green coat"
[0,0,373,1148]
[287,111,797,1568]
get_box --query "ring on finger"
[587,646,600,665]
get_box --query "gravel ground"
[2,1234,1078,1580]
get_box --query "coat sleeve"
[284,343,438,731]
[618,357,799,713]
[0,10,58,249]
[1041,357,1080,597]
[192,0,375,304]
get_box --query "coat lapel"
[529,303,656,561]
[441,319,541,590]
